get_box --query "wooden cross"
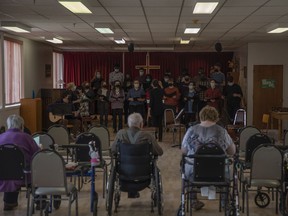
[135,52,160,74]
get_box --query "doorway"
[253,65,283,129]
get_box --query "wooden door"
[253,65,283,128]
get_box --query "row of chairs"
[0,124,112,216]
[236,126,287,215]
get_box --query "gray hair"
[7,114,24,130]
[128,113,143,128]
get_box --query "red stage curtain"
[63,51,233,85]
[63,52,122,86]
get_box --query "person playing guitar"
[48,91,81,138]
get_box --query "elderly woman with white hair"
[0,114,39,211]
[111,113,163,156]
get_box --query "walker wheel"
[254,192,270,208]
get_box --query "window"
[53,52,64,88]
[3,39,22,105]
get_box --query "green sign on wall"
[261,79,275,88]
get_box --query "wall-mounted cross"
[135,52,160,74]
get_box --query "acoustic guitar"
[49,112,64,123]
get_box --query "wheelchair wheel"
[107,168,116,216]
[254,192,270,208]
[93,192,98,216]
[177,205,185,216]
[155,167,163,215]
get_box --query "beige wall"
[246,43,288,126]
[0,33,54,127]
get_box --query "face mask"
[228,82,233,86]
[146,78,151,82]
[214,69,219,72]
[103,85,107,88]
[139,71,144,76]
[164,78,169,82]
[115,69,119,72]
[115,83,120,87]
[72,86,76,91]
[96,74,101,79]
[210,83,216,88]
[188,85,194,90]
[134,83,140,88]
[168,83,173,87]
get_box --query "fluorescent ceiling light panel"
[114,38,125,44]
[193,2,218,14]
[58,0,92,14]
[1,22,31,33]
[268,28,288,33]
[46,38,63,44]
[180,39,190,44]
[184,28,200,34]
[95,28,114,34]
[2,27,30,33]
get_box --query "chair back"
[284,130,288,146]
[164,109,176,127]
[193,143,227,182]
[233,109,246,126]
[47,124,70,145]
[245,133,271,164]
[251,144,282,181]
[32,132,55,149]
[75,132,102,162]
[0,144,26,181]
[31,150,67,192]
[239,126,261,152]
[117,142,153,181]
[89,126,110,155]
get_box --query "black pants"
[112,108,123,132]
[4,191,19,204]
[99,114,108,127]
[152,114,163,141]
[129,105,145,119]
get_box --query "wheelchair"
[106,141,163,215]
[177,143,239,216]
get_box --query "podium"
[20,98,42,134]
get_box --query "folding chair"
[29,149,78,216]
[243,144,283,216]
[0,144,30,215]
[47,124,70,145]
[32,132,55,149]
[233,109,246,127]
[89,126,111,160]
[164,108,186,146]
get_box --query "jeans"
[112,108,123,131]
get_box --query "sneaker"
[4,202,18,211]
[192,200,205,210]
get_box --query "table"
[270,111,288,141]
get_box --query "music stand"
[171,108,186,148]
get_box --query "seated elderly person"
[112,112,163,156]
[111,113,163,198]
[181,106,236,210]
[0,115,39,211]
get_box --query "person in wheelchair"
[111,113,163,198]
[181,106,236,210]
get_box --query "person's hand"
[210,99,215,102]
[128,98,133,101]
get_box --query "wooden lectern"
[20,98,42,134]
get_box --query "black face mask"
[168,83,173,87]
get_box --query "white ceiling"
[1,0,288,51]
